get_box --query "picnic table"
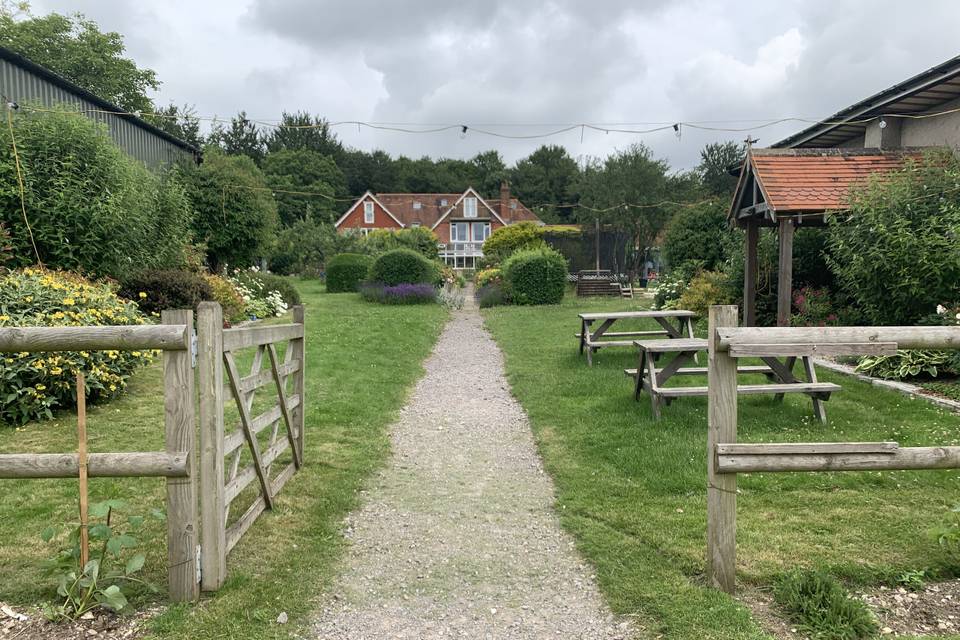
[624,339,841,421]
[577,310,697,366]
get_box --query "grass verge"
[0,278,447,639]
[482,293,960,639]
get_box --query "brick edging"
[813,358,960,413]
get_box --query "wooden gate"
[196,302,305,591]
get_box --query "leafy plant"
[896,569,928,592]
[932,504,960,565]
[662,200,730,271]
[653,261,701,310]
[0,269,153,425]
[792,287,841,327]
[202,273,247,324]
[437,283,464,310]
[856,350,951,380]
[326,253,374,293]
[118,270,214,317]
[359,282,436,305]
[368,248,438,286]
[501,246,567,305]
[481,221,547,264]
[362,227,440,260]
[40,500,160,620]
[773,569,878,640]
[475,267,503,288]
[676,270,732,316]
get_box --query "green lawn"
[0,279,447,639]
[483,293,960,639]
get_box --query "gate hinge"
[190,330,198,368]
[196,544,202,584]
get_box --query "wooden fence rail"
[706,306,960,594]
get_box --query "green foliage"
[933,505,960,565]
[147,103,202,148]
[238,270,300,306]
[261,149,345,225]
[0,10,158,113]
[326,253,374,293]
[41,501,158,620]
[475,267,503,288]
[264,111,344,158]
[118,270,213,316]
[653,261,702,310]
[0,269,152,425]
[201,273,246,324]
[207,111,265,164]
[676,270,732,316]
[510,145,580,223]
[476,283,506,308]
[226,268,293,318]
[368,248,438,286]
[896,569,928,592]
[502,247,567,305]
[482,221,546,264]
[362,227,440,260]
[182,150,279,270]
[269,215,326,275]
[662,200,729,271]
[773,570,878,640]
[0,108,194,278]
[856,350,953,380]
[697,141,745,196]
[792,287,841,327]
[827,151,960,325]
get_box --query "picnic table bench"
[577,310,696,366]
[624,338,841,421]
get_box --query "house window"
[364,201,374,223]
[440,198,448,206]
[359,228,373,236]
[413,201,422,210]
[464,197,477,218]
[510,201,517,209]
[472,222,491,243]
[411,222,421,228]
[451,222,469,243]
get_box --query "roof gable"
[335,191,405,228]
[431,187,506,229]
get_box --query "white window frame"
[359,228,373,236]
[471,222,491,243]
[450,222,469,243]
[413,201,422,210]
[364,201,374,223]
[464,197,477,218]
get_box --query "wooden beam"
[777,217,794,327]
[707,305,738,594]
[717,326,960,352]
[743,222,758,327]
[0,325,190,352]
[715,442,898,456]
[0,452,188,478]
[716,445,960,473]
[729,342,898,357]
[197,302,226,592]
[222,324,304,352]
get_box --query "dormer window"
[510,200,517,209]
[413,202,422,210]
[464,197,477,218]
[440,198,448,206]
[364,201,374,223]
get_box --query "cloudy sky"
[30,0,960,170]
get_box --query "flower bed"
[359,282,437,305]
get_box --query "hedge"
[502,247,567,305]
[369,248,438,286]
[326,253,374,292]
[118,270,213,317]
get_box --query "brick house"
[335,183,542,269]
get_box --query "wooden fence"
[0,303,307,601]
[705,305,960,594]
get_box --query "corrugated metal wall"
[0,57,195,168]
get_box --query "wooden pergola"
[728,148,920,326]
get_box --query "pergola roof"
[729,148,922,225]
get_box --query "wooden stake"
[76,373,89,569]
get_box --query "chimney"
[499,181,510,220]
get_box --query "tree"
[697,141,745,197]
[340,149,399,194]
[470,150,507,198]
[261,149,346,225]
[148,103,202,148]
[661,199,730,271]
[182,150,279,270]
[0,10,158,113]
[576,144,671,279]
[510,145,581,223]
[264,111,343,158]
[208,111,265,164]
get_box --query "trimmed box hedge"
[369,248,438,286]
[326,253,374,292]
[502,247,567,305]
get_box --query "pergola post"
[776,217,794,327]
[743,222,758,326]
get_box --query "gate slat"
[268,343,302,469]
[223,351,274,510]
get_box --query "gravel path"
[311,293,634,639]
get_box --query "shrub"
[359,282,436,305]
[227,268,289,318]
[653,261,702,310]
[677,270,733,316]
[502,247,567,305]
[475,267,503,288]
[482,221,546,264]
[236,270,300,306]
[326,253,374,293]
[477,283,506,308]
[773,569,878,640]
[118,270,213,317]
[362,227,440,260]
[826,150,960,325]
[0,108,194,278]
[202,274,246,324]
[369,248,438,286]
[662,200,730,271]
[269,215,325,276]
[0,269,153,425]
[792,287,840,327]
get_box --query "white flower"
[937,304,947,315]
[955,312,960,321]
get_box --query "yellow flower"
[109,384,117,392]
[0,315,8,322]
[35,384,46,391]
[139,292,147,299]
[62,298,75,305]
[49,367,63,375]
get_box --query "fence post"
[707,305,738,594]
[197,302,226,592]
[292,305,306,461]
[162,309,199,602]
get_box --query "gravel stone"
[311,293,634,639]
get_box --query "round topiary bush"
[369,248,438,286]
[502,247,568,305]
[326,253,374,292]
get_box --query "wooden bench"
[628,338,841,421]
[578,310,696,366]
